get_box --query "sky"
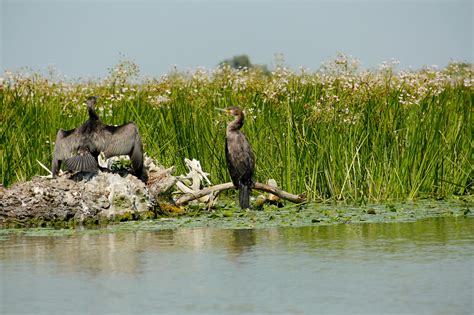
[1,0,472,79]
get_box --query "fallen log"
[175,182,306,206]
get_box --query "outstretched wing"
[96,123,138,157]
[53,128,80,161]
[95,123,144,176]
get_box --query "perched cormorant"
[52,96,144,179]
[216,106,255,209]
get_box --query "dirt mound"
[0,165,176,227]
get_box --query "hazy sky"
[1,0,472,78]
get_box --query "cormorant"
[52,96,144,179]
[216,106,255,209]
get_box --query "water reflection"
[0,217,473,315]
[0,217,472,275]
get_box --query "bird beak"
[215,108,227,113]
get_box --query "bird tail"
[239,184,251,209]
[64,151,98,173]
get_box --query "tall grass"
[0,56,472,203]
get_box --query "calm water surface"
[1,217,473,314]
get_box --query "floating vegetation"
[1,198,472,237]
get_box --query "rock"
[0,159,178,227]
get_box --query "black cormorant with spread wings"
[216,106,255,209]
[51,96,144,179]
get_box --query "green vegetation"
[1,55,472,203]
[1,199,472,235]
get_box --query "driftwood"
[175,182,306,206]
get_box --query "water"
[1,217,473,314]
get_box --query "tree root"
[174,182,306,206]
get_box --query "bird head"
[86,96,98,108]
[215,106,243,117]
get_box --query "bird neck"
[87,105,99,121]
[227,114,244,131]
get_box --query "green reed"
[0,59,472,203]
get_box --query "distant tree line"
[219,54,270,75]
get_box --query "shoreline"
[1,198,471,235]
